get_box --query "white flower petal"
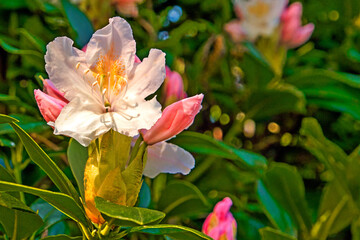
[85,17,136,75]
[54,98,110,146]
[126,49,166,99]
[45,37,101,103]
[111,96,162,136]
[143,142,195,178]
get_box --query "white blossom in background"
[234,0,288,40]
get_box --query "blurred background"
[1,0,360,239]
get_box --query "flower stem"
[100,218,115,236]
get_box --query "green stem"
[100,218,115,236]
[12,211,18,240]
[11,142,25,203]
[79,223,93,240]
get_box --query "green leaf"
[261,163,312,237]
[300,117,348,176]
[240,43,275,89]
[61,0,94,47]
[67,138,88,199]
[0,165,20,199]
[170,131,267,171]
[128,224,212,240]
[0,138,15,147]
[287,69,360,120]
[158,180,209,217]
[0,114,19,124]
[95,197,165,226]
[245,86,306,120]
[257,181,296,236]
[259,227,296,240]
[138,181,151,208]
[0,192,43,240]
[0,115,80,204]
[0,181,88,226]
[0,0,27,9]
[0,165,16,183]
[0,38,43,58]
[314,181,356,238]
[42,235,83,240]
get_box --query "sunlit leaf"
[170,131,267,171]
[95,197,165,227]
[158,180,209,217]
[259,227,296,240]
[0,181,88,226]
[0,114,80,204]
[128,224,212,240]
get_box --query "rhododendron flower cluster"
[44,17,165,147]
[35,16,203,181]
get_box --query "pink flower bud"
[224,20,247,43]
[43,79,69,103]
[202,197,237,240]
[134,55,141,63]
[280,2,314,48]
[142,94,203,145]
[113,0,142,17]
[34,89,67,123]
[163,66,187,105]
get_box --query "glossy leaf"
[240,43,275,89]
[95,197,165,226]
[158,180,209,217]
[128,224,213,240]
[170,131,267,171]
[0,138,15,147]
[246,86,306,120]
[0,114,80,204]
[61,0,94,47]
[67,138,88,198]
[257,181,296,236]
[261,163,312,236]
[300,118,348,177]
[315,181,357,238]
[138,181,151,208]
[0,181,88,226]
[259,227,296,240]
[287,69,360,120]
[0,192,43,240]
[31,198,68,237]
[42,235,82,240]
[0,165,19,199]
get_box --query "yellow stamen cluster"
[248,1,270,17]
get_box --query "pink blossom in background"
[142,94,203,145]
[280,2,314,48]
[163,66,187,105]
[113,0,143,17]
[202,197,237,240]
[34,80,68,124]
[224,20,247,43]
